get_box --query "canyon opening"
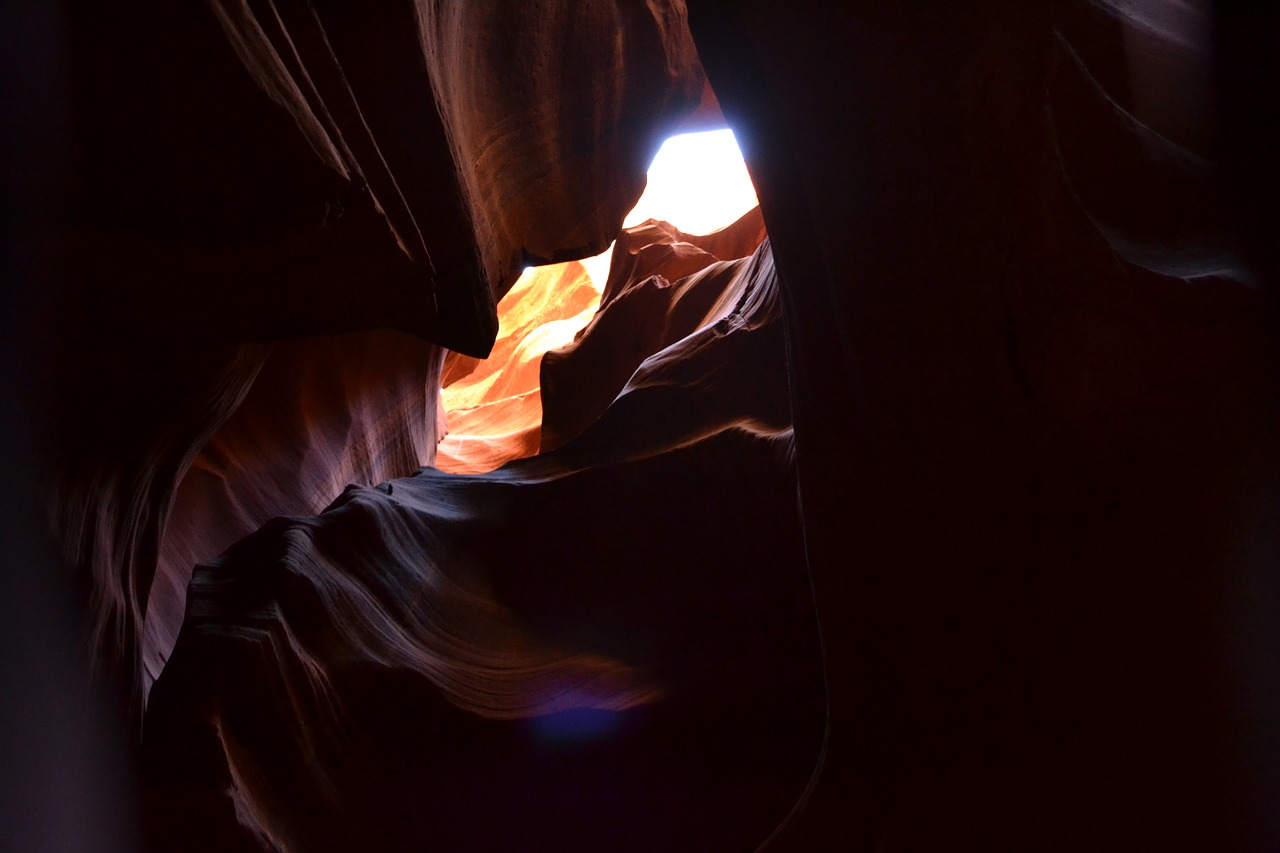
[437,128,760,474]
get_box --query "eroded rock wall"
[144,332,447,697]
[19,2,1280,850]
[44,0,705,724]
[687,1,1277,848]
[143,235,821,851]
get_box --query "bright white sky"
[580,128,757,291]
[445,130,758,424]
[624,128,757,232]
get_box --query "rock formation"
[435,260,599,475]
[4,1,1278,850]
[39,0,705,729]
[540,209,768,452]
[686,1,1278,849]
[143,229,818,851]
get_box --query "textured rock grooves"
[20,1,1280,851]
[434,261,599,475]
[435,207,769,474]
[143,234,822,851]
[143,333,448,698]
[46,0,703,727]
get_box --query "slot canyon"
[2,2,1278,850]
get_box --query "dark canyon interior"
[2,2,1278,850]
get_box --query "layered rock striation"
[143,233,822,851]
[43,0,706,725]
[14,1,1280,851]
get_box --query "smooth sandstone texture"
[436,208,768,474]
[686,1,1276,849]
[22,1,1280,851]
[144,332,447,698]
[541,208,768,450]
[143,237,822,851]
[44,0,705,723]
[435,260,599,474]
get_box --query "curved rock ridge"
[144,332,447,699]
[142,238,821,851]
[46,0,707,721]
[541,207,768,450]
[416,0,706,278]
[1050,0,1242,279]
[436,206,768,474]
[43,342,270,722]
[206,0,705,347]
[545,237,788,469]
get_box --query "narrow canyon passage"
[5,2,1279,851]
[147,380,823,851]
[142,137,824,850]
[434,128,760,474]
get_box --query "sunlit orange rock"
[436,205,767,474]
[9,3,1280,852]
[435,262,599,474]
[143,235,821,851]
